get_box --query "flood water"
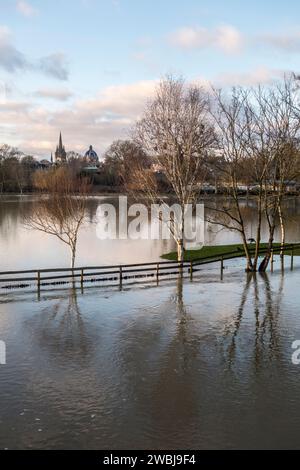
[0,194,299,270]
[0,195,300,449]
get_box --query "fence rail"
[0,242,299,291]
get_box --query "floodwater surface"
[0,261,300,449]
[0,196,300,449]
[0,194,300,269]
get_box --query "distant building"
[52,136,100,170]
[39,159,52,169]
[84,145,99,164]
[55,132,67,164]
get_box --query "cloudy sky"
[1,0,300,158]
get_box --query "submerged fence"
[0,243,299,291]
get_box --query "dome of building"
[84,145,98,163]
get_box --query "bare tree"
[208,87,257,271]
[242,85,279,272]
[268,77,300,261]
[66,151,83,161]
[134,76,215,261]
[103,139,150,189]
[24,167,91,268]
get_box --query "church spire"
[59,131,63,151]
[55,131,67,164]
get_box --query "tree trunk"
[258,225,275,272]
[177,239,185,262]
[176,207,185,263]
[253,191,263,271]
[278,203,285,258]
[243,242,254,271]
[71,245,76,269]
[240,230,254,271]
[232,182,254,271]
[253,227,261,272]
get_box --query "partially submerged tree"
[134,76,215,261]
[256,77,300,269]
[24,167,91,268]
[208,87,257,271]
[208,76,300,272]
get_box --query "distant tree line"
[0,141,153,192]
[0,145,39,193]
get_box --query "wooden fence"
[0,243,299,291]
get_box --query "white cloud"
[0,26,69,80]
[168,24,243,54]
[257,33,300,52]
[78,80,157,117]
[0,26,27,72]
[0,101,31,112]
[169,25,300,56]
[215,25,243,54]
[16,1,38,17]
[38,53,69,81]
[214,67,286,87]
[0,79,157,157]
[169,26,211,49]
[1,71,297,158]
[35,87,73,101]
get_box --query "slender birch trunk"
[278,203,285,258]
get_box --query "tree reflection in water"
[27,287,93,365]
[12,268,299,448]
[224,270,285,369]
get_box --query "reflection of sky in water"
[1,266,300,449]
[0,195,300,270]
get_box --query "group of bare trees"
[207,77,300,271]
[132,74,300,269]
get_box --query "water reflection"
[1,266,300,448]
[0,195,300,270]
[26,288,93,365]
[224,272,286,369]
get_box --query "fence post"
[190,260,193,281]
[291,246,294,271]
[220,256,224,280]
[156,263,159,284]
[37,270,40,289]
[81,268,84,287]
[119,266,122,289]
